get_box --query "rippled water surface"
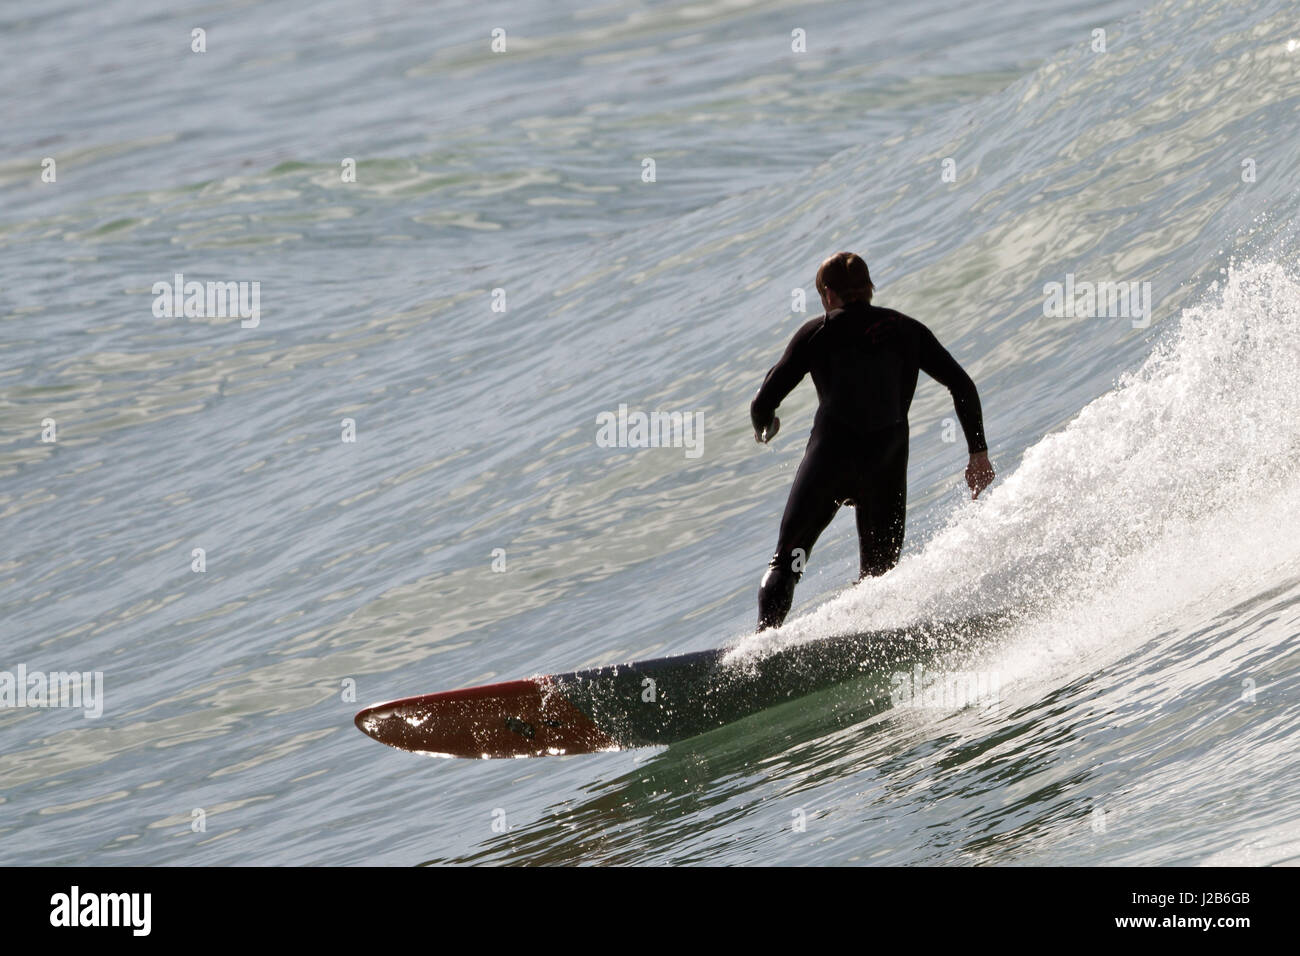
[2,0,1299,865]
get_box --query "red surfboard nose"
[354,678,619,758]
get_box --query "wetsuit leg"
[757,437,844,630]
[855,424,909,579]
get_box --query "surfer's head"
[816,252,874,310]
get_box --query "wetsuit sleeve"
[915,323,988,454]
[750,319,819,436]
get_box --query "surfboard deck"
[354,612,1008,758]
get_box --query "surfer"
[751,252,994,630]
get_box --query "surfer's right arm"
[750,318,820,443]
[912,321,995,498]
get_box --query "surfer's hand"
[755,416,780,444]
[966,451,994,499]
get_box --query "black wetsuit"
[751,301,987,629]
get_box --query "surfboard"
[354,612,1008,758]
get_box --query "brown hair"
[815,252,874,304]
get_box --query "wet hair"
[815,252,874,304]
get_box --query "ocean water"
[2,0,1299,866]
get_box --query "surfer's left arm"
[915,323,995,498]
[750,319,818,443]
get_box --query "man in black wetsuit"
[751,252,994,630]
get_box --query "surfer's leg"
[758,443,842,630]
[856,425,909,579]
